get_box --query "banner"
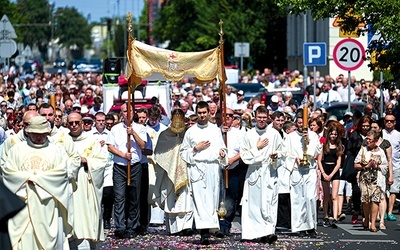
[125,40,226,88]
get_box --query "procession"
[1,1,400,250]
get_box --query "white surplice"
[240,126,283,240]
[283,130,321,232]
[180,122,227,230]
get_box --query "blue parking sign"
[303,43,326,66]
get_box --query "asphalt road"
[96,207,400,250]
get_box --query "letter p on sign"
[303,43,326,66]
[308,46,321,63]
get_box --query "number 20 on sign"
[333,38,365,71]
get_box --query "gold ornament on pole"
[217,201,227,220]
[300,95,310,166]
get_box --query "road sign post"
[303,43,326,110]
[234,42,250,76]
[333,38,365,111]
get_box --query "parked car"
[89,57,103,71]
[325,102,366,121]
[68,58,89,71]
[22,59,43,73]
[53,58,67,68]
[109,97,170,126]
[228,83,266,101]
[264,88,306,106]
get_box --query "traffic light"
[107,18,112,32]
[103,58,121,84]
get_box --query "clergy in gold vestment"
[2,116,72,250]
[67,113,107,250]
[153,109,193,234]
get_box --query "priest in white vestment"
[2,116,72,250]
[67,113,107,250]
[0,111,39,181]
[39,103,81,229]
[283,113,321,236]
[153,109,194,235]
[240,105,282,244]
[180,101,227,245]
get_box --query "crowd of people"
[0,67,399,249]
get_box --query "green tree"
[276,0,400,85]
[0,0,20,24]
[151,0,287,72]
[54,7,92,59]
[15,0,52,58]
[114,21,125,58]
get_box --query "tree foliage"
[114,22,125,58]
[54,7,91,58]
[276,0,400,84]
[15,0,52,56]
[151,0,287,72]
[1,0,91,60]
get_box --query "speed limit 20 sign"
[333,38,365,71]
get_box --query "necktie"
[326,91,330,105]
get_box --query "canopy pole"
[126,12,133,186]
[219,20,228,189]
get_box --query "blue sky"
[52,0,144,23]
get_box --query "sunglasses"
[385,120,395,123]
[68,121,81,126]
[226,114,234,117]
[83,121,93,125]
[55,115,63,118]
[1,104,6,107]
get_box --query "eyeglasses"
[68,121,81,126]
[385,120,395,123]
[106,122,114,126]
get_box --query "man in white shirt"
[225,85,237,109]
[232,90,248,115]
[317,82,342,108]
[337,77,355,102]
